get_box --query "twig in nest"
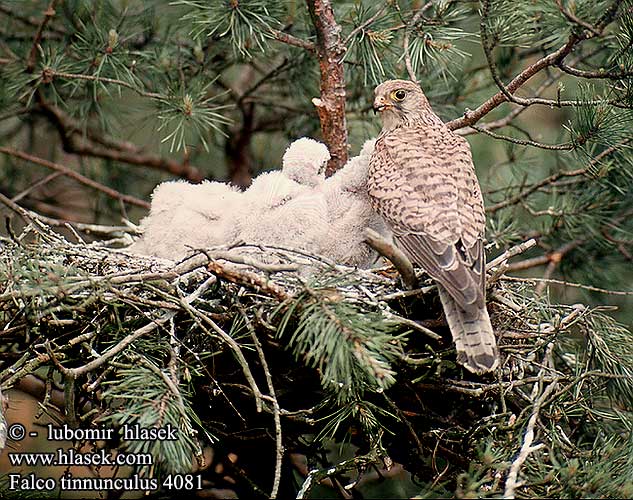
[179,300,264,413]
[174,252,292,302]
[378,285,436,301]
[364,229,417,290]
[487,239,537,283]
[503,276,633,296]
[504,379,558,498]
[200,249,299,273]
[52,313,172,379]
[239,308,283,499]
[382,311,441,341]
[296,450,383,499]
[487,239,537,271]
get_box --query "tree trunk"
[306,0,349,176]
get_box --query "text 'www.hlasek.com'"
[5,422,202,493]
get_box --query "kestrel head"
[373,79,431,129]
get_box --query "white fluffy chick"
[236,138,330,252]
[281,137,330,187]
[128,180,241,260]
[321,139,392,268]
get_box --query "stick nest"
[1,218,632,499]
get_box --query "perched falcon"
[368,79,498,374]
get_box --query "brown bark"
[225,103,255,188]
[306,0,348,176]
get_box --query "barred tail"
[437,285,498,374]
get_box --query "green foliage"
[481,0,551,48]
[100,361,203,475]
[173,0,284,57]
[316,400,396,442]
[584,311,633,405]
[404,1,473,82]
[567,86,633,149]
[155,79,232,152]
[275,274,405,403]
[344,4,397,85]
[70,21,142,92]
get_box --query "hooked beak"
[373,96,391,114]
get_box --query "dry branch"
[270,28,315,52]
[38,98,205,182]
[364,228,417,290]
[0,146,150,209]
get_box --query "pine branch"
[343,3,390,46]
[469,124,575,150]
[269,28,315,52]
[401,1,433,82]
[457,42,608,137]
[486,136,632,213]
[26,0,60,72]
[447,7,627,132]
[555,0,603,36]
[557,60,633,79]
[42,69,163,99]
[469,0,629,130]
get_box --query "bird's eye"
[392,90,407,101]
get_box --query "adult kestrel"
[368,79,498,374]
